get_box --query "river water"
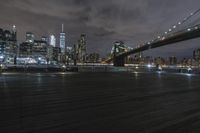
[0,72,200,133]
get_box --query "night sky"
[0,0,200,58]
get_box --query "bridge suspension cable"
[144,8,200,46]
[166,8,200,34]
[104,8,200,65]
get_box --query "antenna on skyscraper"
[62,24,64,32]
[12,25,16,33]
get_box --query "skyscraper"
[59,24,66,53]
[12,25,17,41]
[26,32,34,43]
[80,34,86,55]
[77,34,87,62]
[41,36,48,42]
[49,35,56,47]
[193,49,200,61]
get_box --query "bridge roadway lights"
[113,56,125,67]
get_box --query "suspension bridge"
[104,8,200,66]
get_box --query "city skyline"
[0,0,200,57]
[1,1,200,133]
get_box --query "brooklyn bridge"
[105,8,200,66]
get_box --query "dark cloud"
[0,0,200,57]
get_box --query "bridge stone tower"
[113,56,125,66]
[112,41,126,67]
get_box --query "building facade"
[49,35,56,47]
[26,32,34,43]
[75,34,87,63]
[193,49,200,61]
[0,27,17,63]
[60,24,66,53]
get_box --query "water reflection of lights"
[133,71,139,78]
[57,72,77,75]
[1,72,22,75]
[59,72,66,75]
[156,71,166,78]
[177,73,195,77]
[185,73,193,77]
[157,71,162,74]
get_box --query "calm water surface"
[0,72,200,133]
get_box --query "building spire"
[12,25,16,33]
[62,24,64,32]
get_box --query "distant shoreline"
[1,65,200,74]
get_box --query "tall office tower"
[78,34,87,62]
[49,35,56,47]
[12,25,17,41]
[11,25,17,61]
[80,34,86,56]
[26,32,34,43]
[169,56,177,65]
[59,24,66,53]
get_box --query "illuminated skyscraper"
[49,35,56,47]
[59,24,66,53]
[26,32,34,43]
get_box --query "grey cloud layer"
[0,0,200,57]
